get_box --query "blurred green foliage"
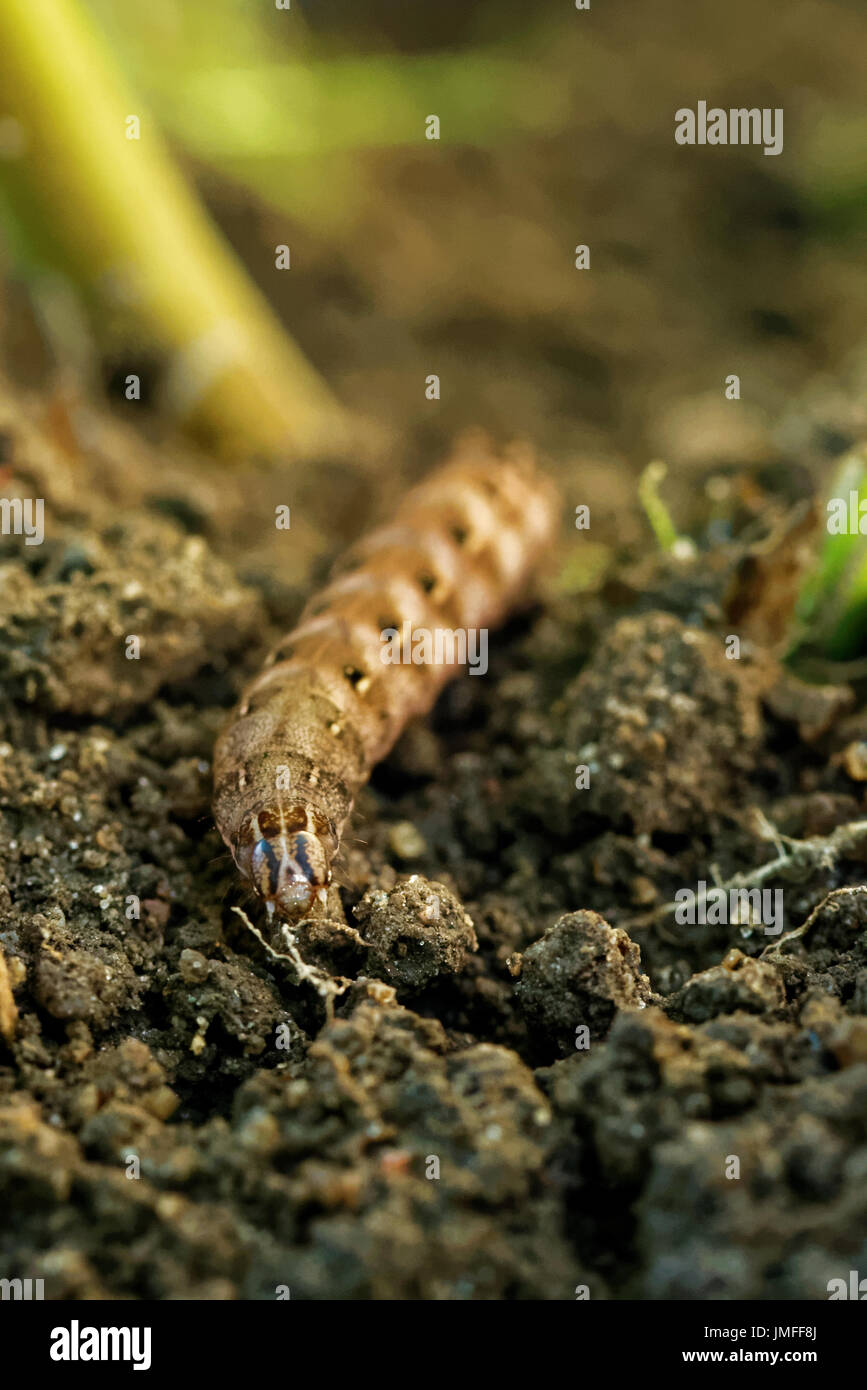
[794,451,867,660]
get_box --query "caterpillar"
[213,436,560,922]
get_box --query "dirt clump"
[353,876,477,994]
[514,910,651,1058]
[563,610,765,836]
[671,950,787,1023]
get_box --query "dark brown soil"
[3,379,867,1300]
[2,0,867,1301]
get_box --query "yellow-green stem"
[0,0,347,456]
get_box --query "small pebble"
[179,948,209,984]
[388,821,427,860]
[842,741,867,781]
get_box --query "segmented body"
[213,437,560,919]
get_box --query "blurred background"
[0,0,866,608]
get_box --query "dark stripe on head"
[255,837,281,895]
[290,835,315,884]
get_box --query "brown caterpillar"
[213,436,560,921]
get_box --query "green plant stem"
[0,0,347,456]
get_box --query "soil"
[2,0,867,1301]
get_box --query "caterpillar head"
[238,806,333,920]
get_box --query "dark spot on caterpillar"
[258,808,283,837]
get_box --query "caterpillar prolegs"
[213,437,561,921]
